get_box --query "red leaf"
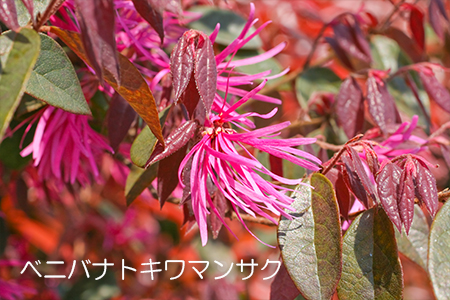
[107,93,137,151]
[409,7,425,51]
[157,144,188,208]
[269,154,284,177]
[335,76,365,138]
[347,147,378,201]
[376,163,402,232]
[0,0,20,31]
[170,33,195,102]
[210,190,227,239]
[147,120,197,166]
[398,168,415,234]
[179,73,200,119]
[194,36,217,115]
[349,19,372,62]
[418,69,450,113]
[414,159,438,217]
[326,168,351,218]
[366,75,399,133]
[131,0,164,44]
[325,37,354,70]
[341,154,369,208]
[384,27,424,63]
[270,263,301,300]
[333,23,371,64]
[74,0,120,83]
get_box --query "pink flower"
[179,83,321,246]
[20,106,112,187]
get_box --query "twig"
[303,24,328,71]
[33,0,66,31]
[378,0,406,32]
[230,211,277,226]
[429,121,450,140]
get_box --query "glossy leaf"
[296,67,341,103]
[0,28,40,141]
[335,76,364,138]
[418,69,450,114]
[376,162,402,232]
[278,173,342,300]
[146,120,197,166]
[429,200,450,299]
[188,6,262,49]
[26,33,91,115]
[0,0,20,30]
[337,208,403,300]
[157,144,188,208]
[414,159,438,217]
[366,75,398,133]
[125,163,158,206]
[194,36,217,114]
[342,155,369,209]
[395,205,429,270]
[107,92,137,151]
[130,107,170,168]
[398,168,415,234]
[170,32,195,103]
[131,0,164,44]
[270,264,301,300]
[50,27,164,145]
[74,0,120,83]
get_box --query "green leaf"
[395,205,429,270]
[296,67,341,107]
[63,270,120,300]
[130,106,170,168]
[278,173,342,300]
[125,163,158,206]
[0,120,36,170]
[26,33,91,115]
[428,200,450,298]
[15,0,51,26]
[188,6,262,50]
[0,28,40,141]
[337,208,403,300]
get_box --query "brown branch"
[303,23,328,71]
[429,121,450,140]
[33,0,66,31]
[230,211,277,226]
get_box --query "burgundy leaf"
[170,33,195,103]
[376,163,402,232]
[325,37,354,70]
[270,263,301,300]
[157,144,188,208]
[341,154,369,208]
[269,154,284,177]
[0,0,20,31]
[181,155,193,203]
[418,69,450,113]
[398,168,415,234]
[333,23,371,64]
[147,120,197,166]
[409,7,425,51]
[180,73,201,119]
[20,0,34,19]
[429,0,445,39]
[440,144,450,169]
[384,27,424,63]
[194,36,217,115]
[335,76,365,138]
[326,168,351,218]
[210,190,227,239]
[349,19,372,62]
[107,93,137,151]
[414,159,438,217]
[131,0,164,44]
[366,75,398,133]
[347,147,378,201]
[74,0,120,83]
